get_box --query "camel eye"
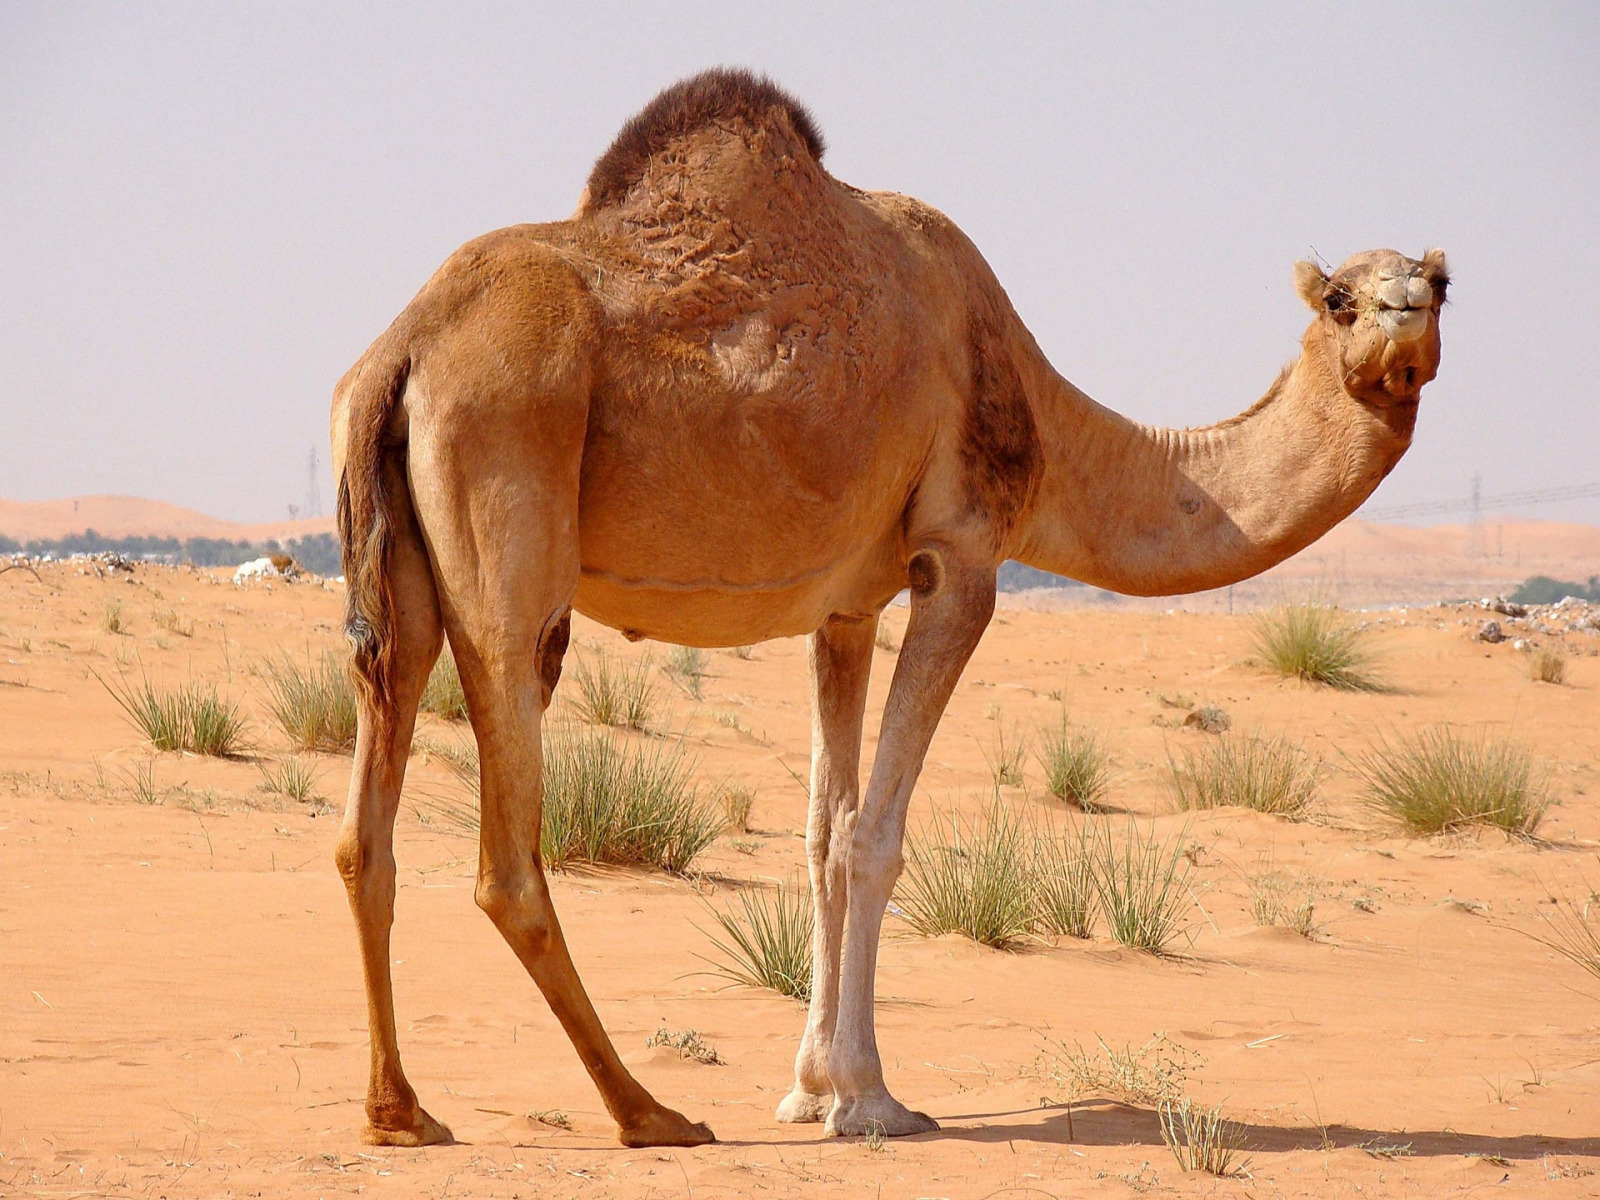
[1324,289,1345,312]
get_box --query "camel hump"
[583,67,825,211]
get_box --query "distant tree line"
[1509,574,1600,604]
[0,529,343,575]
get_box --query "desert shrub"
[1169,733,1318,817]
[728,644,754,660]
[1357,727,1548,836]
[1528,646,1567,685]
[1036,1031,1201,1108]
[1094,822,1195,954]
[896,800,1036,948]
[1036,713,1112,811]
[1034,821,1098,938]
[705,879,813,1000]
[985,718,1028,788]
[262,651,358,753]
[569,648,657,731]
[1510,575,1600,605]
[421,647,468,719]
[1253,601,1379,690]
[434,728,720,873]
[665,645,707,698]
[1159,1098,1250,1177]
[101,671,247,756]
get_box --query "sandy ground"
[3,559,1600,1198]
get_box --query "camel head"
[1294,248,1449,403]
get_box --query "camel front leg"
[826,547,996,1137]
[776,613,877,1123]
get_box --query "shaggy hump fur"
[584,67,826,210]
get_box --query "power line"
[1360,481,1600,521]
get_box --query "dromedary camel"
[331,68,1446,1149]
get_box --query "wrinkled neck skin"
[1011,323,1418,597]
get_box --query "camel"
[330,68,1447,1149]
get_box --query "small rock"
[1512,638,1530,652]
[1476,620,1504,644]
[1491,598,1527,618]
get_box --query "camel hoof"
[618,1106,716,1148]
[362,1107,454,1147]
[775,1088,833,1123]
[825,1093,940,1139]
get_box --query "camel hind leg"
[407,403,714,1149]
[334,454,450,1146]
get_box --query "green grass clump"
[436,729,721,874]
[262,651,357,753]
[1253,601,1379,690]
[1036,713,1112,811]
[569,649,658,731]
[420,646,469,719]
[101,670,247,756]
[896,800,1037,948]
[1356,727,1548,836]
[1094,822,1195,954]
[705,880,813,1000]
[1169,733,1318,817]
[1034,822,1098,938]
[1159,1098,1251,1177]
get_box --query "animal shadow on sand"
[937,1099,1600,1160]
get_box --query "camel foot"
[618,1105,716,1148]
[775,1087,833,1123]
[826,1092,939,1138]
[362,1106,454,1147]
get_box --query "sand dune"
[0,494,336,543]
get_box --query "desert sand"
[3,557,1599,1197]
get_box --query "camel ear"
[1421,247,1450,299]
[1294,260,1329,310]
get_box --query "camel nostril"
[1404,366,1416,387]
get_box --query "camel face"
[1296,248,1449,402]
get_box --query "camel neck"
[1009,325,1415,596]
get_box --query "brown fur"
[961,309,1043,534]
[583,67,825,211]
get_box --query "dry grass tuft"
[1033,821,1098,938]
[433,728,721,874]
[646,1027,723,1064]
[717,783,754,833]
[1253,601,1380,690]
[420,647,468,719]
[262,651,358,753]
[665,645,707,698]
[101,670,247,756]
[1094,821,1196,954]
[1169,733,1318,817]
[101,598,127,635]
[1036,712,1112,811]
[1159,1098,1251,1177]
[258,757,323,804]
[1528,876,1600,982]
[1037,1031,1201,1108]
[704,879,813,1000]
[152,607,194,637]
[1249,870,1318,937]
[896,799,1037,948]
[568,648,658,731]
[1528,645,1567,685]
[1357,727,1548,836]
[985,718,1029,789]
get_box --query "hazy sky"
[3,3,1597,526]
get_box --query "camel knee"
[475,875,556,958]
[336,826,396,905]
[845,830,903,892]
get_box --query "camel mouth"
[1375,306,1430,344]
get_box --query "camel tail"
[336,349,413,732]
